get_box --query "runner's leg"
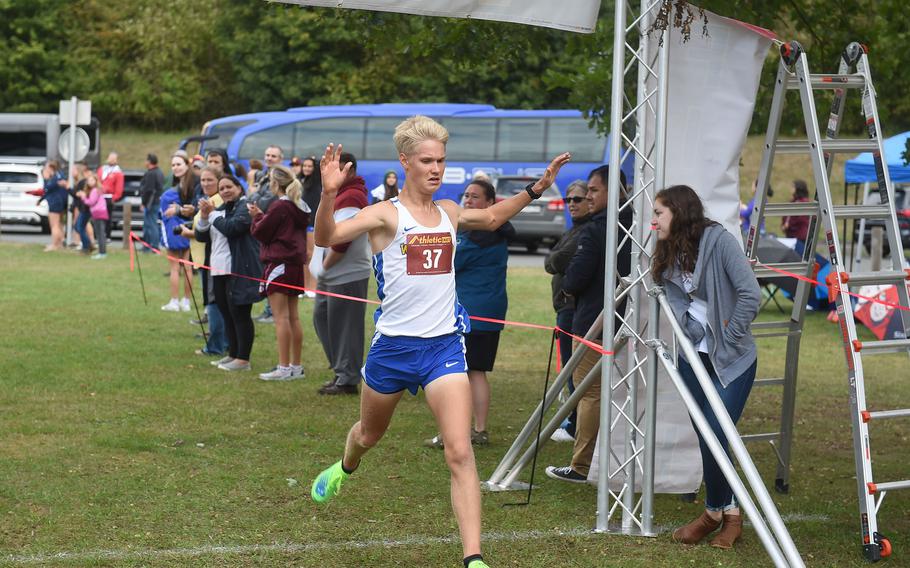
[269,292,291,366]
[425,373,481,559]
[287,294,302,366]
[342,382,403,471]
[467,370,490,432]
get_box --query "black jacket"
[195,196,263,306]
[562,205,633,337]
[544,214,591,313]
[139,167,165,208]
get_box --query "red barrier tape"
[756,261,910,312]
[129,232,615,356]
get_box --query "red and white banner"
[271,0,601,33]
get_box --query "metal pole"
[495,357,603,490]
[619,0,655,531]
[486,313,604,487]
[596,0,628,532]
[65,97,77,247]
[650,340,790,568]
[638,21,671,536]
[656,292,804,567]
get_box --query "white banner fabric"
[663,11,774,239]
[271,0,601,33]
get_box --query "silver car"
[493,175,565,252]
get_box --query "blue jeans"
[75,211,91,250]
[142,203,160,252]
[556,308,577,436]
[259,299,272,319]
[205,303,228,354]
[677,352,757,511]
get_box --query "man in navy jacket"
[546,165,631,484]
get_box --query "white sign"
[58,127,91,162]
[59,99,92,125]
[273,0,601,33]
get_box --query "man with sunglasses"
[546,164,632,484]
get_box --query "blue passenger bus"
[200,103,629,204]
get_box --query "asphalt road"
[0,224,547,268]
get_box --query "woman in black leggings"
[195,175,263,371]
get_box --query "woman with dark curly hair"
[651,185,761,550]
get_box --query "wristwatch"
[524,182,542,200]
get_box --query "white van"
[0,162,50,232]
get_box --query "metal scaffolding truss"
[597,0,666,536]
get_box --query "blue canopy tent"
[844,131,910,183]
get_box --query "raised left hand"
[532,152,572,193]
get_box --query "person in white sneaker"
[159,152,196,311]
[249,165,310,381]
[196,175,263,372]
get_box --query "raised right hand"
[320,144,352,197]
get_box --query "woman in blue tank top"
[309,115,570,568]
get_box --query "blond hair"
[393,115,449,155]
[270,165,305,210]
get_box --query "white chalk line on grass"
[3,513,829,565]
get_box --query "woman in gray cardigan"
[651,185,761,550]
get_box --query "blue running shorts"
[362,333,467,395]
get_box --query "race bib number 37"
[405,232,454,275]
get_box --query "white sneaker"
[289,365,305,379]
[179,298,191,312]
[161,298,180,312]
[211,356,233,367]
[258,366,298,381]
[218,360,251,372]
[550,428,575,443]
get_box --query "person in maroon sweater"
[782,179,811,256]
[249,165,310,381]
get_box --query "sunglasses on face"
[565,196,587,204]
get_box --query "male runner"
[311,115,570,568]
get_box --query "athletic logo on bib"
[405,232,453,275]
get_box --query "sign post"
[58,98,91,247]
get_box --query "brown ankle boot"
[672,511,721,544]
[709,514,743,549]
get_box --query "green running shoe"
[311,460,349,503]
[467,560,490,568]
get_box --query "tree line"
[1,0,907,134]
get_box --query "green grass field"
[1,242,907,567]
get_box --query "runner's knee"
[443,438,474,470]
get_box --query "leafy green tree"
[2,0,908,136]
[0,0,67,112]
[64,0,238,128]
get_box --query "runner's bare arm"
[455,152,571,231]
[314,143,388,246]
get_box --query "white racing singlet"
[373,198,470,338]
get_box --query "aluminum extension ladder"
[746,40,910,562]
